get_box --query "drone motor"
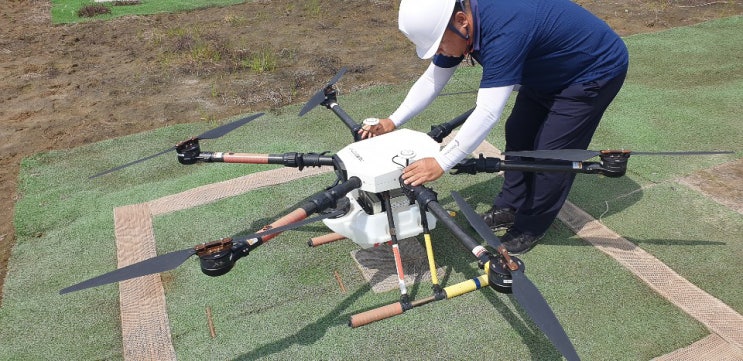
[176,138,201,165]
[598,151,630,177]
[488,256,524,294]
[196,238,250,277]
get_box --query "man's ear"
[454,11,469,28]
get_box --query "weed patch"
[77,4,110,18]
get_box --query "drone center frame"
[324,129,441,248]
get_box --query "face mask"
[433,54,464,68]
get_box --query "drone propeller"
[503,149,733,162]
[59,247,196,294]
[89,112,265,179]
[450,191,580,361]
[59,208,343,294]
[298,67,348,116]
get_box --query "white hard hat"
[398,0,457,59]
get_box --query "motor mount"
[196,238,250,277]
[176,138,201,165]
[488,256,524,294]
[599,151,630,177]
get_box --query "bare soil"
[1,0,741,301]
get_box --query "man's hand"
[401,157,444,186]
[358,118,396,139]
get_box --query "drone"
[61,68,732,361]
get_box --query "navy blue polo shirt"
[434,0,628,93]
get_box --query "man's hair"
[452,0,468,14]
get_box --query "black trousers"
[493,71,627,236]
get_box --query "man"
[359,0,628,254]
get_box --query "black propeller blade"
[450,192,504,250]
[197,113,264,140]
[510,269,579,360]
[450,191,580,361]
[60,208,344,295]
[503,149,733,162]
[59,248,196,294]
[88,147,175,179]
[298,67,348,116]
[89,112,265,179]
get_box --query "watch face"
[363,117,380,126]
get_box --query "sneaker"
[501,229,544,255]
[481,207,515,231]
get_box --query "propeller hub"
[176,138,201,165]
[196,238,240,277]
[488,256,524,294]
[599,151,629,177]
[199,248,236,277]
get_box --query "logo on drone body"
[349,148,364,162]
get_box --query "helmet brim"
[417,31,446,59]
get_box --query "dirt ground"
[1,0,741,302]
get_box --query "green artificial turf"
[51,0,248,24]
[3,16,742,361]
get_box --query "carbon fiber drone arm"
[175,138,337,170]
[426,108,474,143]
[450,154,615,176]
[199,176,361,276]
[399,179,491,265]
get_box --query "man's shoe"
[501,229,543,255]
[481,207,515,231]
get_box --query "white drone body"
[323,129,441,248]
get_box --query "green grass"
[52,0,248,24]
[3,15,742,361]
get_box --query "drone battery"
[357,188,411,215]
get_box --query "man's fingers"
[358,125,379,139]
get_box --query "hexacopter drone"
[61,68,731,361]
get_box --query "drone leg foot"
[348,302,404,328]
[308,232,346,247]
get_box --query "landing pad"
[350,237,446,293]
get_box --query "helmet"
[398,0,457,59]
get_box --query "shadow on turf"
[226,189,566,360]
[226,174,693,360]
[230,259,564,361]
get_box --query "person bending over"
[359,0,628,254]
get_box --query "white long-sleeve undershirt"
[389,63,456,126]
[435,85,513,170]
[388,63,514,172]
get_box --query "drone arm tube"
[325,101,363,141]
[255,208,310,243]
[259,176,361,243]
[451,155,607,176]
[215,153,276,163]
[427,107,475,143]
[400,180,490,264]
[199,152,336,169]
[426,199,490,264]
